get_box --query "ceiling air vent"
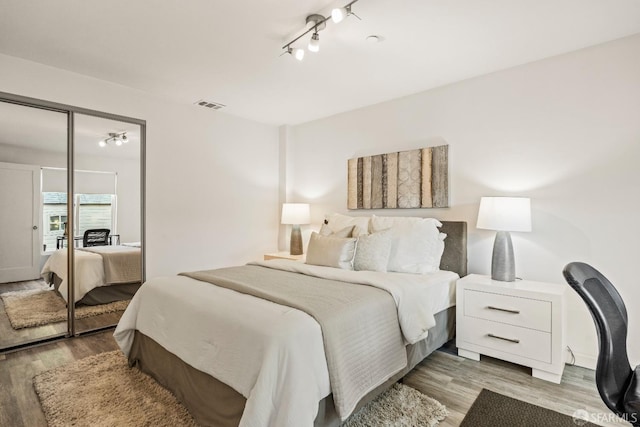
[194,99,226,110]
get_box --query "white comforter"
[41,249,105,303]
[114,261,458,427]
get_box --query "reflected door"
[0,162,40,282]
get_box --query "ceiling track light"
[99,132,129,148]
[281,0,361,61]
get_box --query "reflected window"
[43,192,67,251]
[76,194,116,236]
[42,192,116,251]
[49,215,67,231]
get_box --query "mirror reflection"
[72,114,142,333]
[0,100,68,349]
[0,101,144,350]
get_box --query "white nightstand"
[263,251,305,261]
[456,274,567,383]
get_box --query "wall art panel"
[347,144,448,209]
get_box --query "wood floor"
[0,280,123,349]
[0,330,119,427]
[405,346,623,427]
[0,333,624,427]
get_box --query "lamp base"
[491,231,515,282]
[290,225,303,256]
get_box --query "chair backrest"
[83,228,110,247]
[563,262,632,415]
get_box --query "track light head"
[308,32,320,52]
[331,6,347,23]
[331,4,360,23]
[284,46,305,61]
[293,48,305,61]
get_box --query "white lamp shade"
[308,33,320,52]
[331,7,347,23]
[477,197,531,232]
[293,48,305,61]
[281,203,310,225]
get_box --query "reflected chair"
[82,228,110,247]
[563,262,640,426]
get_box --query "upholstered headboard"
[439,221,468,277]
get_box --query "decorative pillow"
[319,223,355,238]
[370,215,444,274]
[325,213,369,237]
[306,232,357,270]
[354,229,393,272]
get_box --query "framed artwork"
[347,144,448,209]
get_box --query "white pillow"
[319,223,355,238]
[306,232,357,270]
[370,215,444,274]
[325,213,369,237]
[354,229,393,272]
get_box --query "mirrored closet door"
[0,99,69,349]
[72,114,142,334]
[0,92,145,351]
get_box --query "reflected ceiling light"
[281,1,361,61]
[99,132,128,148]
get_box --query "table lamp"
[476,197,531,282]
[281,203,310,256]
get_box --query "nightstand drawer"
[458,318,552,363]
[464,289,551,332]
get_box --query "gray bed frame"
[128,221,468,426]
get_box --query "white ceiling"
[1,0,639,126]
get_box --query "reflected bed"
[41,245,141,305]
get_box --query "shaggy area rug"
[34,351,196,427]
[34,350,448,427]
[344,382,448,427]
[1,289,128,329]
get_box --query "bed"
[41,245,142,305]
[114,218,467,427]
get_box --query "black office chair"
[83,228,110,247]
[563,262,640,426]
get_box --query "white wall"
[287,34,640,368]
[0,53,280,278]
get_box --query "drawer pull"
[487,333,520,344]
[487,306,520,314]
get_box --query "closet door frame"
[0,90,146,347]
